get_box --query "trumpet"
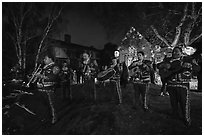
[26,64,42,87]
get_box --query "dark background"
[2,2,202,78]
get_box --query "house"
[41,34,102,69]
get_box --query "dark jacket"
[37,62,60,89]
[167,56,200,83]
[129,60,151,83]
[79,59,98,78]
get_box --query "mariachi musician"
[96,49,122,104]
[79,51,98,82]
[110,50,121,76]
[35,50,60,124]
[128,51,151,111]
[157,52,172,96]
[60,59,73,101]
[98,50,121,81]
[79,51,98,101]
[163,46,200,127]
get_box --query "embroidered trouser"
[83,78,96,101]
[166,83,190,123]
[133,82,150,109]
[161,78,167,94]
[62,80,71,100]
[110,76,122,104]
[38,89,57,123]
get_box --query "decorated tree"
[144,2,202,52]
[121,3,202,65]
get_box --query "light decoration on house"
[120,26,153,65]
[121,26,143,48]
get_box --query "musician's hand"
[166,64,171,69]
[110,64,116,68]
[35,74,43,78]
[89,68,95,71]
[136,61,142,66]
[192,59,198,65]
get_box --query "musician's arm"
[128,62,137,70]
[157,62,163,69]
[143,63,150,72]
[35,74,47,79]
[192,59,200,73]
[93,60,98,67]
[93,60,99,71]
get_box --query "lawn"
[2,82,202,135]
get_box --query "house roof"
[42,38,101,53]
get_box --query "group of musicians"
[30,46,200,127]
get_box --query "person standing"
[166,47,200,127]
[110,50,123,104]
[79,51,98,101]
[60,59,72,101]
[129,51,151,111]
[157,55,171,96]
[35,50,60,124]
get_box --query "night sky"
[3,2,190,50]
[48,2,185,49]
[53,3,111,49]
[50,3,133,49]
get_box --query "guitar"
[159,59,183,81]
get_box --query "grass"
[3,82,202,135]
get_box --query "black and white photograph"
[2,1,202,135]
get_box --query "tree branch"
[22,34,39,43]
[184,3,201,46]
[179,3,188,26]
[184,30,190,46]
[171,26,181,47]
[7,33,19,59]
[34,7,63,69]
[151,25,170,47]
[191,2,195,17]
[189,33,202,45]
[22,4,32,21]
[171,3,188,47]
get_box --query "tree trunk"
[151,3,188,48]
[151,25,170,47]
[23,41,26,76]
[34,25,52,70]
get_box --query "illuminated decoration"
[183,46,196,56]
[114,50,120,58]
[154,45,161,52]
[128,46,136,54]
[120,27,167,85]
[120,26,152,62]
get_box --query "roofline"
[47,38,102,52]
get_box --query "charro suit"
[37,62,60,124]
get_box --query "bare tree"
[34,5,62,70]
[149,3,202,49]
[7,3,33,72]
[4,3,63,75]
